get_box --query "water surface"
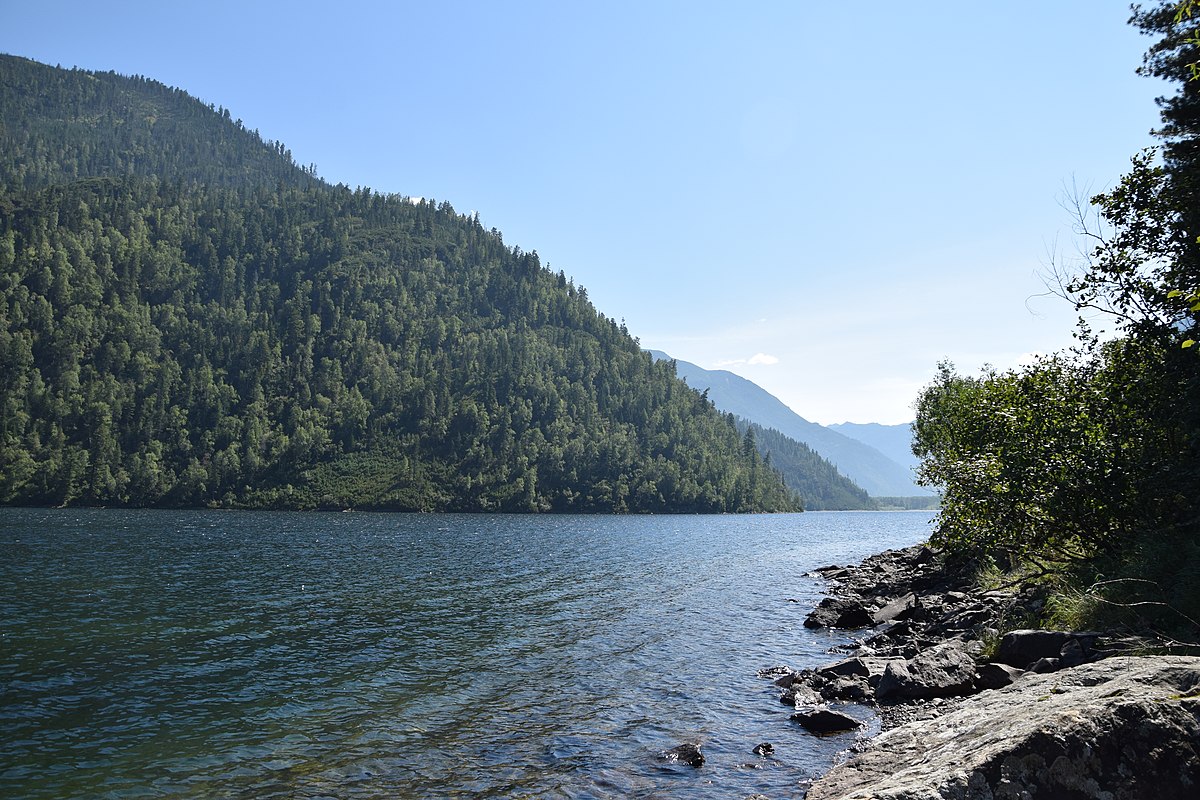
[1,509,931,798]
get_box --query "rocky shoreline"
[767,545,1200,799]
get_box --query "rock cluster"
[776,545,1109,719]
[777,544,1200,800]
[805,656,1200,800]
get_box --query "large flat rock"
[805,656,1200,800]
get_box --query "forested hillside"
[0,54,799,512]
[735,420,876,511]
[0,55,317,192]
[652,350,928,496]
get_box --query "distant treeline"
[872,497,939,512]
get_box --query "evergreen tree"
[0,55,800,513]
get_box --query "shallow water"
[0,508,931,798]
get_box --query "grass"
[970,529,1200,653]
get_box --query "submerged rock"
[805,656,1200,800]
[757,665,792,679]
[658,742,704,767]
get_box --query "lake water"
[0,509,931,799]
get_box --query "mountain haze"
[733,419,875,511]
[829,422,921,473]
[0,55,799,513]
[650,351,930,496]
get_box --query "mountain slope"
[650,351,930,496]
[734,419,876,511]
[0,54,318,192]
[0,56,799,513]
[829,422,920,473]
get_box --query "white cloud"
[711,352,779,368]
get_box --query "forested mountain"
[649,351,931,497]
[0,55,317,192]
[0,54,799,512]
[733,420,875,511]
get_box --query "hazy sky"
[1,1,1171,424]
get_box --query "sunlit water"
[0,509,931,799]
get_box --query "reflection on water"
[0,509,930,798]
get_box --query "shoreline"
[777,545,1200,799]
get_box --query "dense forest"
[912,1,1200,637]
[734,419,876,511]
[0,56,318,192]
[0,54,800,512]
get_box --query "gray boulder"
[974,662,1024,690]
[821,675,872,701]
[818,657,871,678]
[804,597,875,629]
[1059,637,1089,667]
[779,682,822,708]
[1029,656,1062,674]
[872,592,918,624]
[791,707,861,735]
[772,671,798,688]
[806,656,1200,800]
[994,629,1072,669]
[875,641,978,702]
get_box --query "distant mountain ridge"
[649,351,931,496]
[829,422,920,473]
[732,419,876,511]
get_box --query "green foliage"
[911,3,1200,642]
[914,341,1196,564]
[1066,149,1189,338]
[0,57,799,513]
[1129,3,1200,342]
[1173,1,1200,80]
[735,419,874,510]
[0,55,317,192]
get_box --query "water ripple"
[1,508,930,798]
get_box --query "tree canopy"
[912,1,1200,633]
[0,54,800,513]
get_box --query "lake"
[0,509,931,799]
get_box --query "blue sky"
[1,1,1170,424]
